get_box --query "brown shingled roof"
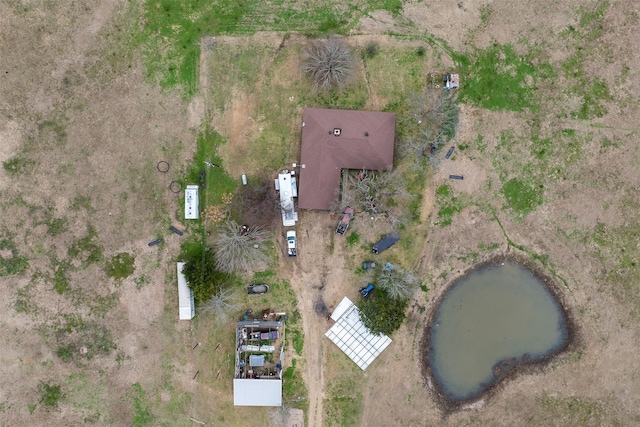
[298,108,396,210]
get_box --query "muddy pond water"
[428,261,568,402]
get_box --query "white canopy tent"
[325,297,392,370]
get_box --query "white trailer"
[185,185,199,219]
[176,262,195,320]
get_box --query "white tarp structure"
[325,297,392,370]
[185,185,199,219]
[233,379,282,407]
[176,262,195,320]
[274,170,298,226]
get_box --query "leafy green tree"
[359,289,408,336]
[182,253,229,303]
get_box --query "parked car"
[247,284,270,295]
[362,261,376,271]
[287,230,297,257]
[372,232,400,254]
[360,284,374,298]
[336,207,355,235]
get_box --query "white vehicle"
[286,230,297,257]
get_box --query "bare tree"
[301,36,355,91]
[400,90,459,172]
[350,169,407,217]
[213,220,270,274]
[199,287,239,322]
[376,265,419,300]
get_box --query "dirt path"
[281,212,329,427]
[279,211,351,427]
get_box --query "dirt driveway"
[277,211,357,427]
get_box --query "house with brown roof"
[298,108,396,210]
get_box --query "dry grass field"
[1,0,640,426]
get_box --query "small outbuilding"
[234,320,285,406]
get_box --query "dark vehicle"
[372,233,400,254]
[247,284,270,295]
[360,284,374,298]
[336,207,355,235]
[362,261,376,271]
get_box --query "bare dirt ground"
[2,0,640,426]
[0,1,201,424]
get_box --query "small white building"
[185,185,199,220]
[274,170,298,226]
[176,262,195,320]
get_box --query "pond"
[427,261,569,402]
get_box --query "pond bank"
[420,252,581,414]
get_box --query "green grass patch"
[52,261,71,294]
[68,225,104,267]
[54,317,117,362]
[589,222,640,316]
[0,238,29,276]
[282,359,308,410]
[346,231,360,247]
[186,129,237,207]
[502,177,543,216]
[3,155,36,176]
[436,184,451,197]
[70,195,93,212]
[253,270,276,280]
[290,329,304,356]
[128,382,154,426]
[137,0,404,96]
[65,372,107,422]
[105,252,135,281]
[364,47,430,109]
[457,44,554,112]
[538,394,608,426]
[38,382,64,409]
[44,214,68,237]
[324,349,363,426]
[37,118,68,147]
[435,186,466,227]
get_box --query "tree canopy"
[182,253,229,303]
[301,36,355,91]
[359,289,408,336]
[375,266,418,300]
[214,220,269,274]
